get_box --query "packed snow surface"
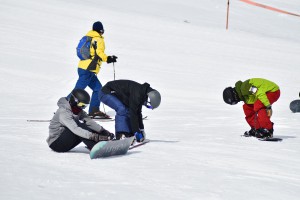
[0,0,300,199]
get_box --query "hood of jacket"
[57,97,71,111]
[86,30,104,39]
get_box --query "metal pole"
[102,103,106,114]
[102,62,115,116]
[113,62,116,80]
[226,0,230,30]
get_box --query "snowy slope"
[0,0,300,199]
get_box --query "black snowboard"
[242,135,282,142]
[290,99,300,113]
[258,137,282,142]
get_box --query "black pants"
[50,123,97,152]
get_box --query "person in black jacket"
[99,80,161,142]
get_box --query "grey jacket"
[46,97,103,146]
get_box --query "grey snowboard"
[90,137,135,159]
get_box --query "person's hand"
[99,128,115,140]
[134,131,145,142]
[266,105,272,117]
[89,133,110,142]
[107,55,118,63]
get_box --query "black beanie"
[93,21,104,34]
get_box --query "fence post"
[226,0,230,30]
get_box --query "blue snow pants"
[69,68,102,114]
[99,90,132,133]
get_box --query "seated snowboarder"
[99,80,161,142]
[47,89,114,153]
[223,78,280,138]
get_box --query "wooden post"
[226,0,230,30]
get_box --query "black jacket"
[101,80,152,133]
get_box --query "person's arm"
[129,107,140,134]
[95,37,108,62]
[80,111,103,132]
[137,107,144,130]
[59,111,94,139]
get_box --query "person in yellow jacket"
[70,21,117,118]
[223,78,280,138]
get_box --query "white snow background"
[1,0,300,199]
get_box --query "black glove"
[99,128,115,140]
[89,133,110,142]
[107,55,118,64]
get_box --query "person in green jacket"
[223,78,280,138]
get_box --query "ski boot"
[89,108,110,119]
[244,128,257,137]
[134,132,145,142]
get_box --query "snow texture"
[0,0,300,199]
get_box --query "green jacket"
[234,78,279,107]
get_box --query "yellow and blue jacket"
[78,30,108,74]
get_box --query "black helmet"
[69,89,90,108]
[223,87,240,105]
[146,90,161,109]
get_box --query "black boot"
[256,128,273,138]
[88,107,110,119]
[115,132,134,140]
[244,128,257,137]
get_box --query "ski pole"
[101,62,115,115]
[102,103,106,114]
[113,62,116,80]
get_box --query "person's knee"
[116,104,128,116]
[98,90,105,101]
[93,84,101,93]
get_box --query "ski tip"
[91,116,113,120]
[129,139,150,150]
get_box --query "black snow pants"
[49,123,97,152]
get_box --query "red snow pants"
[243,90,280,130]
